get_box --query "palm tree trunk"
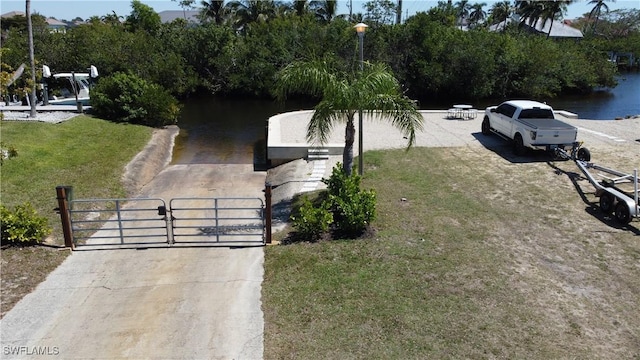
[26,0,37,118]
[343,117,355,176]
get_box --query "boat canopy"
[52,73,90,79]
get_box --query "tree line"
[1,0,638,107]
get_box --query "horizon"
[1,0,637,22]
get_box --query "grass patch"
[0,115,152,317]
[1,116,153,243]
[264,147,640,359]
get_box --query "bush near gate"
[291,196,333,242]
[323,164,377,238]
[1,202,51,246]
[290,164,376,242]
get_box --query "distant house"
[489,17,584,39]
[158,10,200,24]
[46,18,67,33]
[1,11,68,33]
[1,11,25,19]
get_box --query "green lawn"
[1,116,152,318]
[264,147,640,359]
[1,115,153,243]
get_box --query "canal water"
[546,71,640,120]
[172,72,639,165]
[171,97,312,166]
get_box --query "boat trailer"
[555,143,639,225]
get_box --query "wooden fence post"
[56,186,74,249]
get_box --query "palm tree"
[227,0,277,30]
[310,0,338,23]
[588,0,611,34]
[516,0,544,28]
[275,60,423,176]
[489,0,511,30]
[516,0,571,37]
[201,0,229,25]
[101,11,124,26]
[539,1,572,38]
[455,0,471,29]
[292,0,310,17]
[468,2,487,28]
[26,0,36,118]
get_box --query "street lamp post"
[354,22,367,176]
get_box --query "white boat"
[43,65,98,106]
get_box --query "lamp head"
[354,22,368,34]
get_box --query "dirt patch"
[0,246,69,319]
[439,144,639,358]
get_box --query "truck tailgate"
[517,118,577,145]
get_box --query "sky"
[1,0,637,22]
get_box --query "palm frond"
[274,60,338,101]
[364,94,423,149]
[307,100,352,144]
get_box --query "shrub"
[291,196,333,242]
[91,72,180,127]
[322,163,377,238]
[1,202,51,245]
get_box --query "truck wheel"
[614,201,631,225]
[513,134,525,156]
[599,193,615,214]
[577,147,591,162]
[481,116,491,135]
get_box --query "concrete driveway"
[0,163,266,359]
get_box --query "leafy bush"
[290,196,333,242]
[323,164,377,238]
[91,72,180,127]
[1,202,51,245]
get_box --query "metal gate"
[56,186,270,249]
[66,197,171,248]
[169,197,265,245]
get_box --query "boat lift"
[556,143,639,225]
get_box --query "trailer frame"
[555,144,639,225]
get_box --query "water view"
[548,71,640,120]
[173,72,639,165]
[171,97,312,165]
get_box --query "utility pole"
[396,0,402,24]
[349,0,353,21]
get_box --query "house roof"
[490,17,583,38]
[46,18,67,27]
[1,11,26,18]
[158,10,199,24]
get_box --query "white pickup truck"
[481,100,584,156]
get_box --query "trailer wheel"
[599,193,615,214]
[482,116,491,135]
[513,134,525,156]
[614,201,631,225]
[577,147,591,162]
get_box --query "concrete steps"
[307,147,330,160]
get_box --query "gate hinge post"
[56,185,75,250]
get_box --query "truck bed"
[516,118,575,130]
